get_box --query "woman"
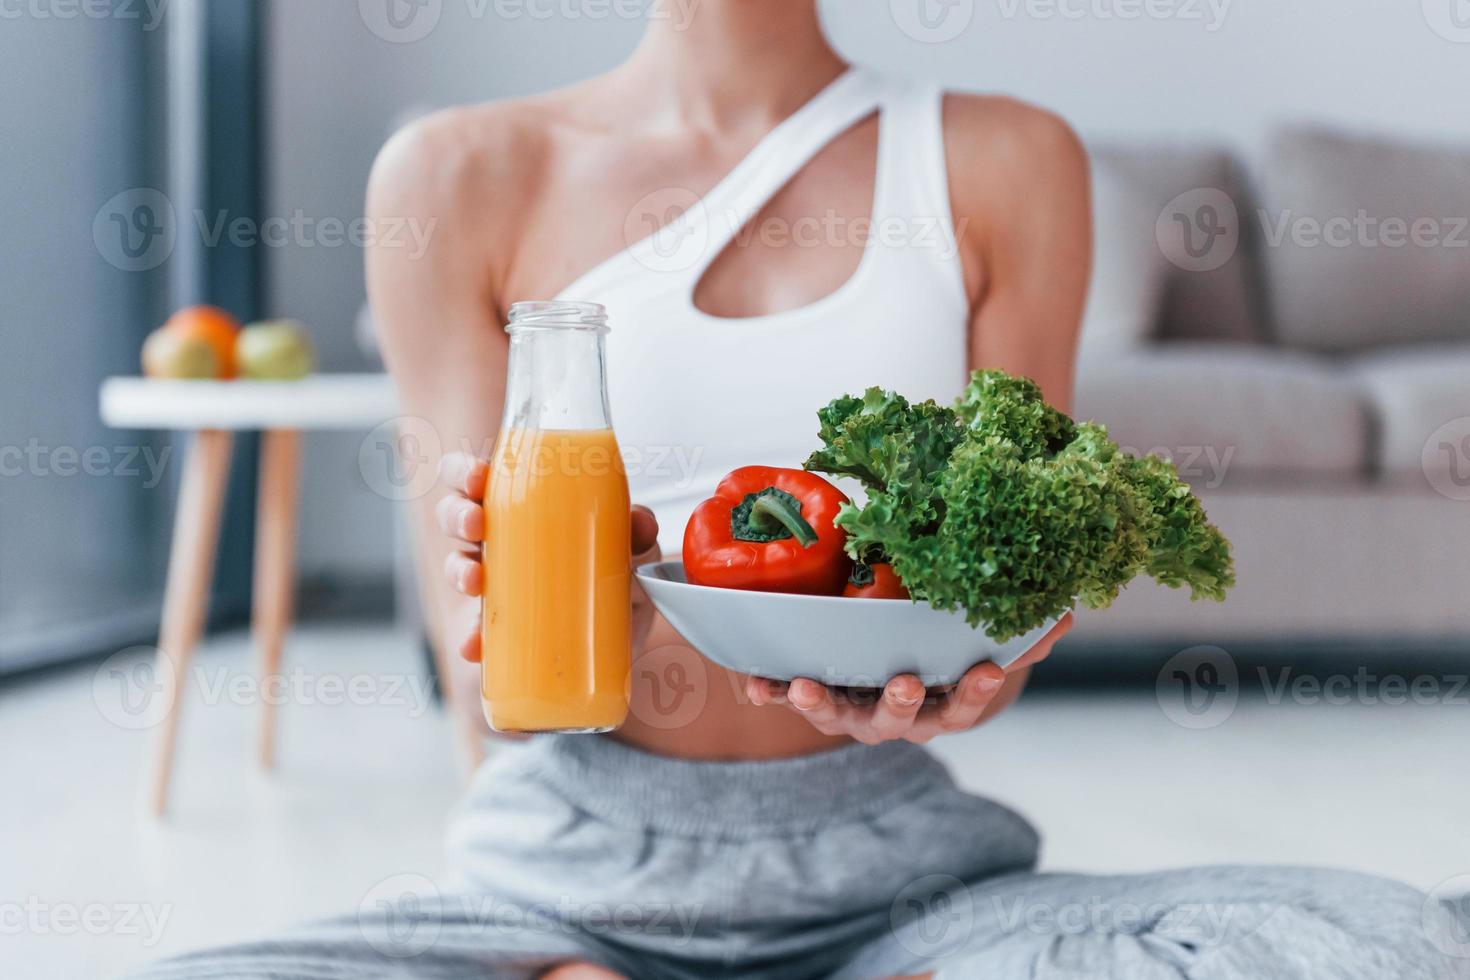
[135,4,1455,979]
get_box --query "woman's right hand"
[436,452,662,663]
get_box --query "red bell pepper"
[843,561,910,600]
[683,466,853,595]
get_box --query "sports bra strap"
[680,68,890,277]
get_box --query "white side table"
[100,375,465,816]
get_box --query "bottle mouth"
[507,301,610,333]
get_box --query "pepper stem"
[730,488,820,548]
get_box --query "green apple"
[237,320,314,381]
[142,328,219,380]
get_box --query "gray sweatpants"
[131,735,1465,979]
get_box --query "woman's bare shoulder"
[366,96,566,232]
[940,91,1093,205]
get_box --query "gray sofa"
[1072,128,1470,647]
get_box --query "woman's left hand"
[745,613,1073,744]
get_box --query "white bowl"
[634,562,1063,688]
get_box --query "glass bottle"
[481,301,631,733]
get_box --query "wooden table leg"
[253,429,301,770]
[150,429,234,817]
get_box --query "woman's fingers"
[436,493,484,544]
[439,452,489,499]
[444,549,482,597]
[765,616,1072,741]
[787,678,845,733]
[457,603,483,663]
[867,675,926,740]
[630,505,660,563]
[932,662,1007,732]
[1007,612,1075,672]
[745,676,788,708]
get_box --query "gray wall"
[265,0,1470,582]
[0,11,172,669]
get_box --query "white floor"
[5,626,1467,979]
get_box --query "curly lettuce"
[805,371,1235,641]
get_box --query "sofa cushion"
[1074,346,1369,482]
[1259,127,1470,353]
[1352,344,1470,477]
[1091,145,1266,345]
[1076,160,1170,359]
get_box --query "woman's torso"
[485,67,976,756]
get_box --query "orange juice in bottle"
[482,301,632,733]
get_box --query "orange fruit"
[164,305,241,379]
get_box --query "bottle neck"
[502,326,614,432]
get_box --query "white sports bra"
[556,68,971,555]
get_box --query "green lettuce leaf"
[806,370,1235,642]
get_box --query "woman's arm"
[365,114,516,746]
[951,95,1093,714]
[747,97,1091,743]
